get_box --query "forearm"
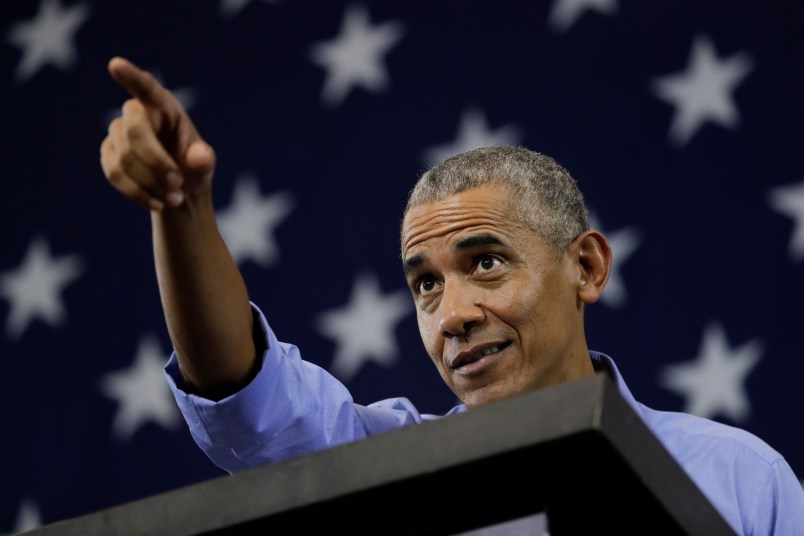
[152,190,256,400]
[101,57,254,399]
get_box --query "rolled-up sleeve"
[164,302,442,473]
[165,303,367,472]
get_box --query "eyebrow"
[402,233,509,277]
[402,254,425,277]
[454,233,508,250]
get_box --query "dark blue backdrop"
[2,0,803,531]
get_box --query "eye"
[416,274,438,294]
[476,255,502,273]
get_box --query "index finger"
[108,56,170,107]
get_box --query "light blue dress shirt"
[166,304,804,535]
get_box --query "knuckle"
[125,121,148,142]
[118,148,137,168]
[105,166,124,186]
[108,117,122,136]
[121,98,141,115]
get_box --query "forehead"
[401,184,525,256]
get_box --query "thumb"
[183,141,216,178]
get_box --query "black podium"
[24,373,736,535]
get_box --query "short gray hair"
[404,146,590,252]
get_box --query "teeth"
[454,344,504,368]
[480,345,500,357]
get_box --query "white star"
[659,322,762,423]
[547,0,618,32]
[219,0,280,18]
[309,4,405,107]
[651,35,753,147]
[0,236,84,340]
[216,175,295,267]
[767,179,804,261]
[100,335,181,441]
[6,0,91,83]
[169,87,197,112]
[589,213,640,309]
[3,498,42,535]
[315,272,413,381]
[421,108,523,167]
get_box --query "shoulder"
[639,405,803,534]
[640,404,784,466]
[589,351,802,532]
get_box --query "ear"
[571,230,611,304]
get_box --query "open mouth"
[451,341,512,369]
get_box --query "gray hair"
[404,146,591,253]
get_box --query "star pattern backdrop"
[2,0,803,531]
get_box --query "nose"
[438,281,485,337]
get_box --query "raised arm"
[100,57,256,400]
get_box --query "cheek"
[500,279,545,323]
[516,274,578,344]
[501,275,568,340]
[416,310,441,359]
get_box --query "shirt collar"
[589,350,644,418]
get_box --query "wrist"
[151,187,215,229]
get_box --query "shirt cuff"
[163,301,296,449]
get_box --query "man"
[100,57,802,534]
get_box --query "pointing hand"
[100,57,216,210]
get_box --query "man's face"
[401,184,593,408]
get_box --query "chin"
[463,378,541,408]
[461,386,512,409]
